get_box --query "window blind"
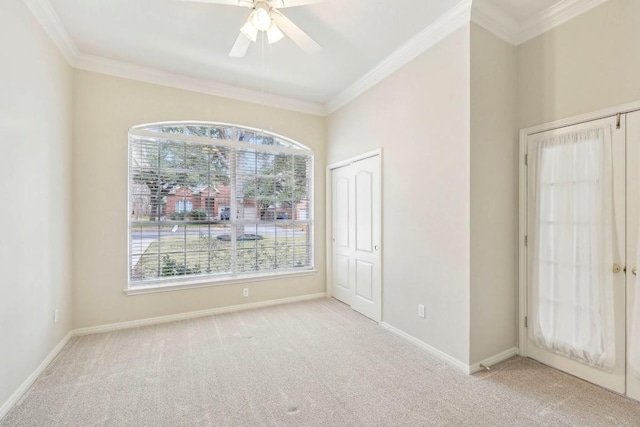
[128,123,313,287]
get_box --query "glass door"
[525,115,626,393]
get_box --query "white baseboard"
[380,322,470,373]
[0,331,73,421]
[380,322,519,375]
[469,347,519,374]
[74,292,327,336]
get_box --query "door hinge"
[525,316,528,328]
[524,154,528,166]
[616,112,621,129]
[524,235,528,247]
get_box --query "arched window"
[128,122,313,289]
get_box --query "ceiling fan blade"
[229,33,252,57]
[175,0,252,7]
[269,0,326,8]
[273,13,321,54]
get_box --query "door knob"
[633,267,638,276]
[613,264,622,274]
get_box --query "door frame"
[327,149,383,322]
[518,100,640,357]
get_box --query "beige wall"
[0,0,73,410]
[470,24,518,364]
[327,26,472,364]
[72,71,326,328]
[518,0,640,129]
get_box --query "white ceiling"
[43,0,603,112]
[487,0,563,22]
[50,0,462,105]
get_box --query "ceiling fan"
[177,0,325,57]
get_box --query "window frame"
[127,121,315,293]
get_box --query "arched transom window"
[128,122,313,289]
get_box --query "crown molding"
[472,0,611,46]
[74,53,327,116]
[470,0,520,45]
[324,0,473,114]
[327,0,611,113]
[517,0,609,44]
[22,0,79,63]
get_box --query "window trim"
[124,269,318,296]
[127,121,314,291]
[129,126,312,156]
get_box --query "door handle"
[633,267,637,276]
[374,245,379,251]
[613,263,622,274]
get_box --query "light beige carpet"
[2,298,640,426]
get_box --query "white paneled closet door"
[525,115,626,394]
[331,165,353,305]
[626,110,640,402]
[331,154,381,322]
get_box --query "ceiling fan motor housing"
[251,2,272,31]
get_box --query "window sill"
[124,269,318,296]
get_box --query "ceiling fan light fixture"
[240,17,258,42]
[267,22,284,44]
[251,3,272,31]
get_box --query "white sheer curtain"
[528,126,616,370]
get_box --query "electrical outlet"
[54,309,59,323]
[418,304,425,318]
[243,288,249,297]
